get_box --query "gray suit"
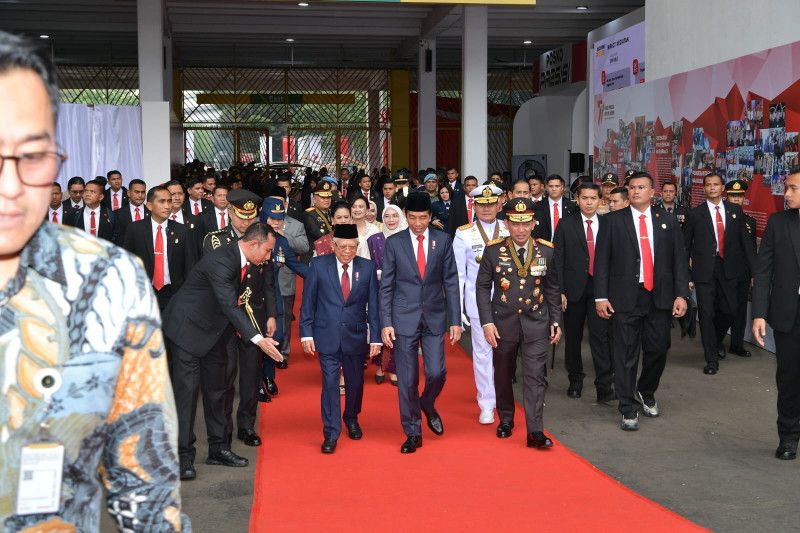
[278,216,310,355]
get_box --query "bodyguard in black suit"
[752,171,800,460]
[162,223,282,480]
[184,177,214,217]
[196,184,231,238]
[122,185,196,310]
[532,175,577,241]
[553,182,614,402]
[66,179,116,242]
[445,176,479,235]
[374,177,395,222]
[684,173,755,374]
[725,179,757,356]
[101,169,128,211]
[594,172,689,431]
[114,179,149,246]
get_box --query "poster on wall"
[592,39,800,235]
[592,21,645,95]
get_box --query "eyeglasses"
[0,151,67,186]
[334,243,358,251]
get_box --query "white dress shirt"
[706,199,726,254]
[581,213,599,240]
[170,209,185,224]
[69,199,84,209]
[531,194,544,203]
[190,199,204,214]
[49,205,63,224]
[215,208,227,229]
[410,228,430,263]
[549,197,564,239]
[130,202,145,221]
[83,206,101,233]
[151,218,172,286]
[632,206,655,283]
[109,189,123,210]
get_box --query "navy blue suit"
[379,228,460,436]
[300,254,381,439]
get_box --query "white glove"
[461,313,471,328]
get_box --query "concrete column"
[461,5,488,180]
[417,39,437,170]
[137,0,170,184]
[389,70,410,171]
[367,90,382,173]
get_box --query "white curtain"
[56,103,143,187]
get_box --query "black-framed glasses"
[0,151,67,186]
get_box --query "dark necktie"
[341,264,350,301]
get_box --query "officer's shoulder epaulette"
[536,238,554,248]
[305,207,316,212]
[487,238,505,246]
[457,222,473,231]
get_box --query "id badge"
[16,441,64,515]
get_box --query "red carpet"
[250,286,705,532]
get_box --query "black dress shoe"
[496,422,514,439]
[775,441,798,460]
[731,348,752,357]
[258,389,272,403]
[703,365,718,375]
[567,384,582,399]
[596,389,617,404]
[422,409,444,435]
[321,438,337,454]
[276,359,289,369]
[527,431,554,448]
[717,346,727,360]
[237,428,262,447]
[346,422,363,440]
[179,458,196,481]
[400,435,422,454]
[264,377,279,396]
[206,449,248,467]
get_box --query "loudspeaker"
[425,49,433,72]
[569,152,585,173]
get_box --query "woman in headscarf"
[366,203,407,385]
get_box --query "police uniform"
[453,185,509,423]
[598,173,618,215]
[303,181,334,247]
[726,179,757,357]
[475,198,562,447]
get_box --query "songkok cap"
[470,184,503,204]
[601,172,618,186]
[262,197,286,220]
[405,191,432,212]
[333,223,358,239]
[268,184,287,199]
[314,181,334,197]
[504,198,536,223]
[227,189,261,220]
[423,173,438,183]
[725,179,749,194]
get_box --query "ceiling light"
[576,5,589,10]
[523,40,532,45]
[298,2,309,6]
[286,38,295,43]
[39,34,50,39]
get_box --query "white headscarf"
[381,204,408,237]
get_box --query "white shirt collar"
[151,217,166,232]
[631,205,652,218]
[581,212,598,225]
[706,199,724,211]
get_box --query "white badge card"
[16,441,64,515]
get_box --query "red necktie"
[51,210,58,224]
[171,214,177,221]
[135,207,142,221]
[90,210,97,236]
[416,234,426,279]
[467,198,473,223]
[586,219,595,276]
[341,263,350,301]
[112,193,120,210]
[194,202,200,216]
[552,202,560,233]
[219,211,226,228]
[639,214,654,291]
[715,206,725,258]
[153,224,165,291]
[237,264,247,305]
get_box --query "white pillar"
[418,39,437,170]
[138,0,170,186]
[461,5,488,180]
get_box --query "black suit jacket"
[752,208,800,332]
[594,206,690,312]
[533,198,577,241]
[446,192,470,236]
[68,206,116,242]
[114,204,151,246]
[684,201,755,283]
[183,197,213,218]
[62,199,82,211]
[101,186,128,211]
[374,195,392,222]
[162,243,276,355]
[553,212,596,301]
[122,219,196,289]
[197,207,227,238]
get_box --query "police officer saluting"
[476,198,562,448]
[453,184,509,425]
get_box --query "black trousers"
[611,287,671,417]
[494,329,549,433]
[729,279,750,352]
[170,331,231,462]
[563,277,613,392]
[775,300,800,442]
[695,259,737,367]
[224,334,263,440]
[280,293,296,356]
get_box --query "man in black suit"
[184,177,213,217]
[594,171,689,431]
[347,173,375,205]
[162,222,282,480]
[122,185,196,310]
[47,182,71,225]
[66,178,116,242]
[752,170,800,460]
[62,175,84,211]
[445,167,464,196]
[658,181,688,226]
[725,179,757,357]
[533,174,576,241]
[684,173,756,374]
[101,169,128,211]
[553,182,614,402]
[374,176,395,222]
[445,175,479,235]
[197,184,230,237]
[114,178,149,246]
[275,174,302,220]
[338,167,353,199]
